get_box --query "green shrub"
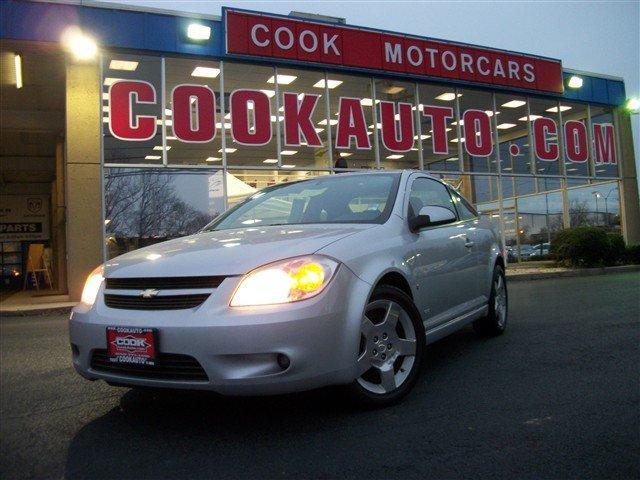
[623,244,640,265]
[550,227,625,267]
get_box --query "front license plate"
[106,326,156,366]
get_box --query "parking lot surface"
[1,272,638,479]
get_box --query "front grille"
[105,276,226,290]
[104,293,210,310]
[90,349,208,382]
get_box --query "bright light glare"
[627,97,640,112]
[61,27,98,61]
[567,76,583,89]
[230,256,337,307]
[187,23,211,40]
[81,265,104,306]
[14,54,22,88]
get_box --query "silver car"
[70,171,507,407]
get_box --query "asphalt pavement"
[1,272,639,479]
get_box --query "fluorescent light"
[451,120,464,126]
[435,92,461,101]
[280,150,298,155]
[260,89,276,98]
[386,154,404,159]
[281,164,296,168]
[165,109,173,116]
[166,136,177,141]
[187,23,211,41]
[263,159,278,164]
[109,60,138,71]
[314,128,324,133]
[360,98,379,106]
[205,157,221,162]
[14,54,22,89]
[270,115,284,122]
[313,79,343,89]
[384,86,405,94]
[318,119,338,126]
[546,105,572,113]
[518,115,543,121]
[156,119,172,126]
[368,123,382,129]
[219,148,237,153]
[339,152,353,157]
[144,155,161,160]
[485,110,499,117]
[103,77,123,87]
[497,123,517,129]
[215,122,232,129]
[450,138,465,143]
[414,134,430,140]
[501,100,526,108]
[567,76,583,89]
[153,145,171,151]
[191,66,220,78]
[267,74,297,85]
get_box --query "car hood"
[104,224,373,278]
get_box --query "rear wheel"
[346,285,425,408]
[473,264,508,336]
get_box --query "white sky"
[101,0,640,182]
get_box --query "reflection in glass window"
[104,168,224,258]
[459,88,497,173]
[516,192,564,259]
[560,101,590,177]
[468,175,499,204]
[495,93,530,175]
[224,62,278,167]
[528,97,561,175]
[226,170,324,207]
[277,67,330,170]
[408,178,456,217]
[538,177,562,193]
[515,176,535,196]
[326,73,375,169]
[590,106,619,178]
[375,79,419,169]
[102,54,163,165]
[418,85,460,172]
[165,57,222,165]
[567,181,620,231]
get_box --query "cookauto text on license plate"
[106,326,156,366]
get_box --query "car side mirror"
[409,205,457,232]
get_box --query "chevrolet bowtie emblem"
[139,288,160,298]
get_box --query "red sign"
[106,326,156,366]
[225,10,564,93]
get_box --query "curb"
[506,264,640,282]
[1,304,76,318]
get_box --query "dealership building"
[0,0,638,302]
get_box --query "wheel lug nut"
[372,349,377,356]
[388,343,392,349]
[382,333,388,340]
[381,353,386,360]
[373,336,378,342]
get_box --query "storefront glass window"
[104,168,224,258]
[225,169,323,207]
[459,88,497,173]
[164,57,222,166]
[537,176,562,193]
[561,101,590,179]
[495,93,530,175]
[528,97,562,176]
[326,73,375,169]
[223,62,278,168]
[102,54,163,165]
[418,84,460,172]
[590,106,619,178]
[375,79,419,169]
[276,67,330,170]
[567,181,620,231]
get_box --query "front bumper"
[69,266,371,395]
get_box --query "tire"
[345,285,425,408]
[473,264,508,336]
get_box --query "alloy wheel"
[356,299,417,394]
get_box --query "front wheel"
[473,264,508,336]
[345,285,425,408]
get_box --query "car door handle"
[465,240,475,248]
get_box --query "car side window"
[408,178,457,218]
[449,188,478,220]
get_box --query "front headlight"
[81,265,104,306]
[230,255,339,307]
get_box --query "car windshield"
[203,173,400,231]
